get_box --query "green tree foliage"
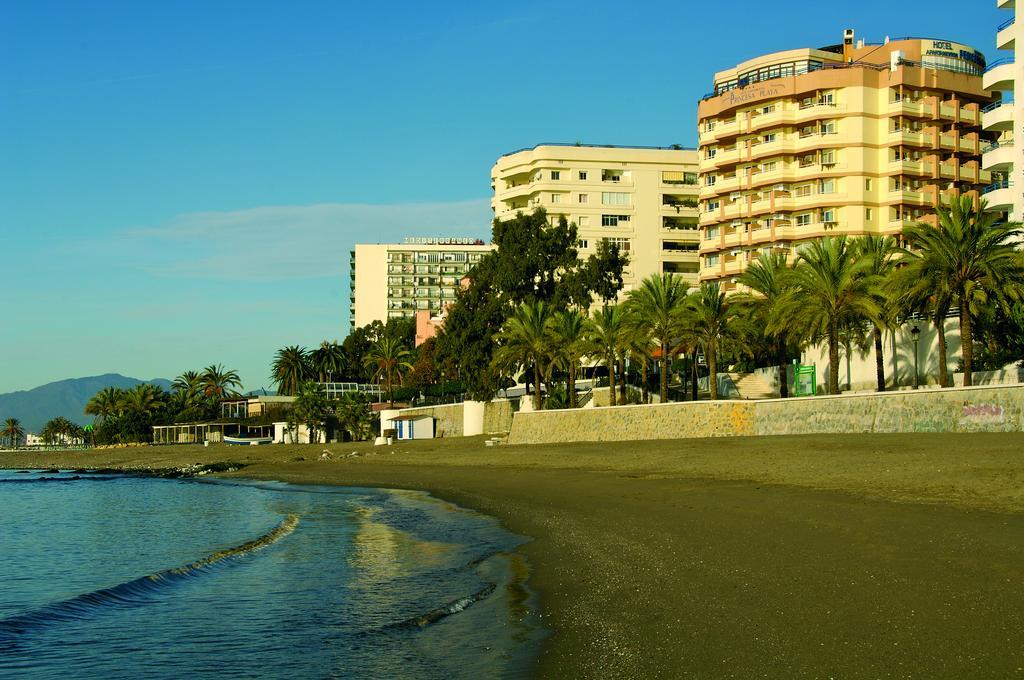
[201,364,242,399]
[311,341,345,382]
[335,392,374,441]
[290,381,330,444]
[899,197,1024,386]
[436,209,627,400]
[625,273,690,403]
[854,235,902,392]
[2,418,25,448]
[363,335,413,408]
[272,345,311,396]
[548,309,587,408]
[584,305,628,407]
[736,252,797,398]
[685,282,746,400]
[774,236,881,394]
[492,301,556,411]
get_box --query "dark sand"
[5,432,1023,678]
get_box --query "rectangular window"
[601,214,631,227]
[819,179,834,194]
[579,193,588,204]
[578,171,588,181]
[820,120,836,135]
[601,170,622,182]
[706,254,719,266]
[762,161,777,172]
[821,208,835,223]
[865,179,872,191]
[761,105,775,114]
[705,200,720,212]
[551,193,562,203]
[603,237,630,251]
[795,184,812,197]
[796,213,812,226]
[706,226,719,238]
[706,147,717,158]
[578,216,590,227]
[551,170,560,180]
[706,174,717,186]
[763,133,777,144]
[865,208,873,220]
[578,239,589,249]
[601,191,631,206]
[820,149,835,165]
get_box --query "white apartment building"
[349,238,493,331]
[983,0,1024,220]
[491,144,701,293]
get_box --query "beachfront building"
[349,238,493,331]
[491,144,701,293]
[983,0,1023,221]
[697,30,996,290]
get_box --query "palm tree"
[311,340,345,383]
[584,305,627,407]
[737,252,796,398]
[622,313,655,404]
[548,309,587,408]
[120,383,166,418]
[625,273,690,403]
[201,365,242,400]
[900,197,1024,386]
[854,235,901,392]
[686,282,745,400]
[85,386,123,421]
[775,236,881,394]
[272,346,310,396]
[492,301,555,412]
[172,370,204,405]
[2,418,24,449]
[891,255,956,388]
[364,336,414,409]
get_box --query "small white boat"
[224,435,272,446]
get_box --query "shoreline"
[4,432,1024,677]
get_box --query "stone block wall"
[506,384,1024,445]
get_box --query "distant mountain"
[0,374,172,433]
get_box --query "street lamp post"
[911,325,921,389]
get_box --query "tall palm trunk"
[608,355,617,407]
[960,299,974,387]
[660,342,669,403]
[691,350,699,401]
[618,356,626,403]
[777,344,789,398]
[828,323,840,394]
[567,363,576,408]
[533,362,543,411]
[708,344,719,400]
[640,358,649,404]
[935,313,949,388]
[873,326,885,392]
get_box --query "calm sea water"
[0,470,542,679]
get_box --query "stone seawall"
[382,399,516,438]
[506,384,1024,445]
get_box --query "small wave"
[0,514,299,646]
[0,476,121,484]
[385,581,497,631]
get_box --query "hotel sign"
[924,40,985,69]
[402,237,485,245]
[725,85,782,107]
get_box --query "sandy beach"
[5,432,1024,678]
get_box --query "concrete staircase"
[730,372,778,400]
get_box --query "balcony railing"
[998,16,1016,31]
[982,139,1014,153]
[985,57,1015,72]
[982,180,1013,194]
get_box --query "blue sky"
[1,0,1003,393]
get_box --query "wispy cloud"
[117,199,493,280]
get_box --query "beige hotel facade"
[697,31,997,289]
[491,144,701,293]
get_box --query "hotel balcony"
[983,58,1015,92]
[982,180,1016,212]
[997,16,1016,51]
[983,140,1015,171]
[982,101,1015,132]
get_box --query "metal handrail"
[982,180,1013,193]
[998,16,1016,31]
[982,140,1014,153]
[985,57,1015,72]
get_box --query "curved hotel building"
[983,0,1022,221]
[696,31,996,288]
